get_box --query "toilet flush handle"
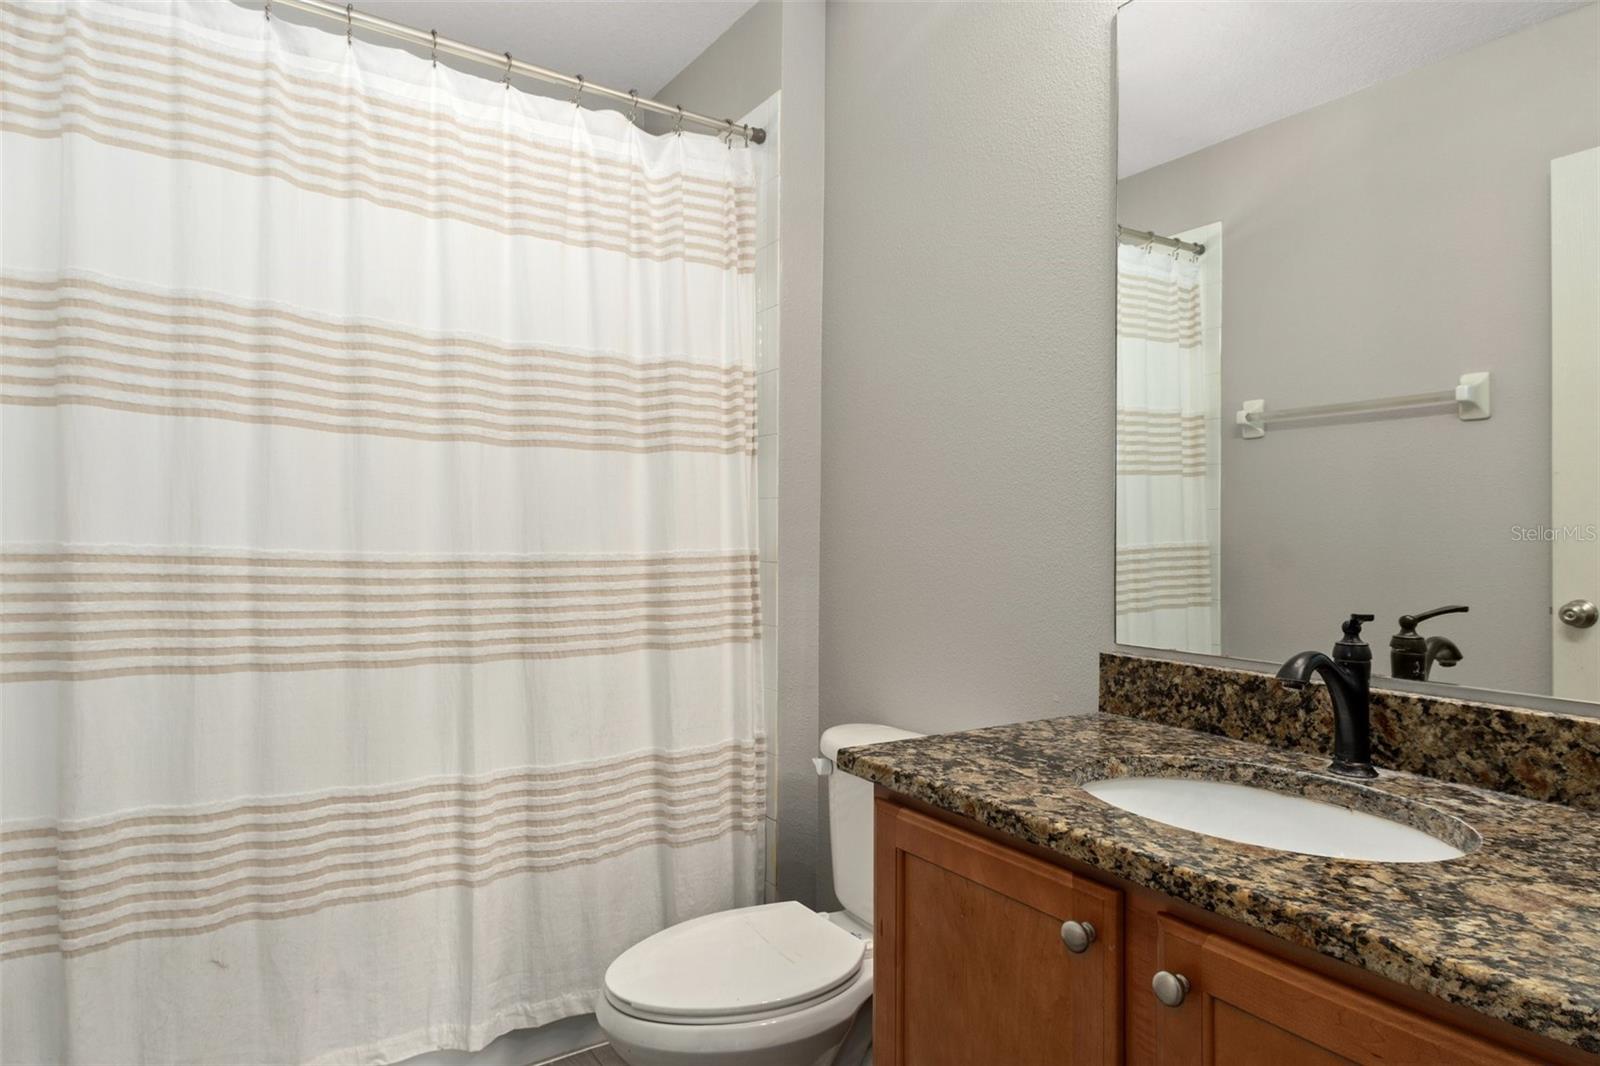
[812,757,833,776]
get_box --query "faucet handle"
[1397,605,1469,633]
[1335,614,1376,667]
[1342,613,1376,637]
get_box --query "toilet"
[596,723,921,1066]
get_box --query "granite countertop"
[836,713,1600,1054]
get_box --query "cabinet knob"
[1152,970,1190,1007]
[1059,920,1097,954]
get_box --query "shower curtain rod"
[1117,225,1205,256]
[265,0,767,145]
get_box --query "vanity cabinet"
[874,797,1569,1066]
[873,801,1123,1064]
[1152,914,1538,1066]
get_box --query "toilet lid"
[603,901,866,1022]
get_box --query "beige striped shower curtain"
[0,2,764,1062]
[1115,241,1219,653]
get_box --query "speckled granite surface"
[1100,653,1600,812]
[837,714,1600,1053]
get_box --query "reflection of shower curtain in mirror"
[1116,242,1219,653]
[0,2,764,1062]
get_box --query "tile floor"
[538,1045,627,1066]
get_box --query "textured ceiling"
[289,0,758,98]
[1118,0,1590,178]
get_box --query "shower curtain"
[1115,241,1218,652]
[0,2,763,1063]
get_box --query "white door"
[1551,147,1600,702]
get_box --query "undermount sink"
[1081,775,1469,863]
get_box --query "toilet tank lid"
[819,723,922,762]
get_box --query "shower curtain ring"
[345,3,352,46]
[627,90,639,125]
[504,52,513,89]
[571,74,584,107]
[429,29,437,67]
[673,106,684,137]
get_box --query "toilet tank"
[818,723,922,926]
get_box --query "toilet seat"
[603,901,867,1026]
[596,956,873,1066]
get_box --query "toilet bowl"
[596,904,873,1066]
[597,723,920,1066]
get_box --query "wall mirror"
[1114,1,1600,706]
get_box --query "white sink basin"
[1082,776,1467,863]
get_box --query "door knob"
[1559,599,1598,629]
[1059,920,1097,954]
[1152,970,1190,1007]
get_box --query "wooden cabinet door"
[874,800,1122,1066]
[1152,915,1540,1066]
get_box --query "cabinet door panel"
[1210,1001,1354,1066]
[1152,915,1539,1066]
[875,800,1122,1066]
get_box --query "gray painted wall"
[817,0,1117,903]
[773,0,828,910]
[1117,5,1600,697]
[650,1,782,136]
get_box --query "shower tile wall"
[747,92,782,906]
[1175,220,1223,655]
